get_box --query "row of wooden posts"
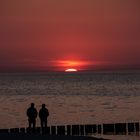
[0,122,139,135]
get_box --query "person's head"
[31,103,34,108]
[42,104,45,108]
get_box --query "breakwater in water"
[0,122,139,136]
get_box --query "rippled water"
[0,71,140,129]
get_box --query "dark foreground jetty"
[0,122,139,140]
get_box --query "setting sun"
[65,68,78,72]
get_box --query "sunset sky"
[1,0,140,71]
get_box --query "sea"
[0,71,140,139]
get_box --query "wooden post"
[97,125,102,134]
[57,126,65,135]
[51,126,56,135]
[103,124,115,135]
[79,125,85,136]
[128,123,135,134]
[92,125,97,134]
[135,122,139,132]
[42,127,50,134]
[67,125,71,136]
[115,123,127,135]
[72,125,80,136]
[85,125,93,135]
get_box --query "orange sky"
[1,0,140,71]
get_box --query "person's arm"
[27,109,29,117]
[47,109,49,117]
[35,109,38,118]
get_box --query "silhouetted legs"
[28,119,36,129]
[41,119,47,130]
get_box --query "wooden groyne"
[0,122,139,136]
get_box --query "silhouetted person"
[27,103,38,129]
[39,104,49,129]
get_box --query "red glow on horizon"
[50,60,98,71]
[57,60,81,67]
[45,59,138,72]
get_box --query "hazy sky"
[1,0,140,71]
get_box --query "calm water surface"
[0,71,140,129]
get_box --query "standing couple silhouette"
[27,103,49,130]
